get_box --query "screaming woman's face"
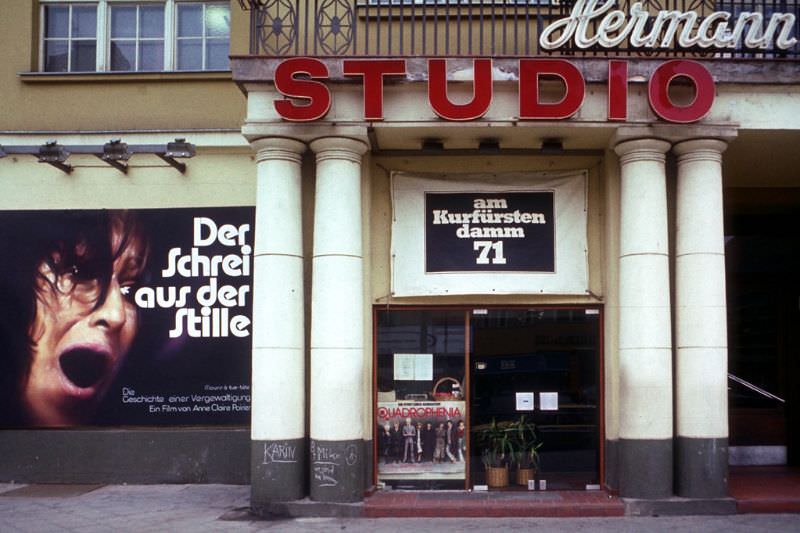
[21,225,145,426]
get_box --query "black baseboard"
[0,428,250,484]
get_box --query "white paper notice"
[414,353,433,381]
[394,354,415,381]
[539,392,559,411]
[516,392,534,411]
[394,354,433,381]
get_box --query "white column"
[614,138,674,498]
[674,138,730,498]
[250,138,307,505]
[308,137,368,503]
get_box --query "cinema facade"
[0,0,798,516]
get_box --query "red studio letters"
[273,58,716,124]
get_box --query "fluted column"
[308,137,369,503]
[614,138,674,499]
[250,138,307,507]
[674,139,730,498]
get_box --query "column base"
[249,498,364,519]
[605,439,620,491]
[251,438,308,505]
[310,439,365,503]
[619,438,673,498]
[676,437,728,498]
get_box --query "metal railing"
[238,0,800,59]
[729,373,786,403]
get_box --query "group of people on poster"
[380,417,466,465]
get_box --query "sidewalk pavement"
[1,483,800,533]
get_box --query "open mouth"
[59,348,111,389]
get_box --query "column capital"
[614,138,671,164]
[309,137,369,164]
[611,124,738,147]
[673,138,729,164]
[251,137,307,164]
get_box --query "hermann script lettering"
[540,0,797,50]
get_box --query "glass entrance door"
[469,309,601,490]
[374,307,602,490]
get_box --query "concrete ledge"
[251,497,364,518]
[624,497,737,516]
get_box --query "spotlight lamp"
[165,138,196,158]
[100,139,132,174]
[0,138,196,174]
[540,138,564,153]
[157,138,196,173]
[38,141,72,174]
[422,138,444,152]
[478,139,501,153]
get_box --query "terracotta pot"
[485,466,509,487]
[516,467,535,486]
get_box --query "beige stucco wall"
[0,1,248,132]
[0,144,256,209]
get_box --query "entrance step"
[364,490,625,517]
[730,465,800,514]
[624,497,737,516]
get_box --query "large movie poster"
[376,401,466,483]
[0,207,253,428]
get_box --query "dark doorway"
[374,306,602,490]
[726,189,800,466]
[469,308,601,490]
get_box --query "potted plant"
[509,415,542,486]
[475,418,515,487]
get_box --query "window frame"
[108,2,168,72]
[175,1,231,71]
[39,0,231,73]
[41,1,100,73]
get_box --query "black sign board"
[0,207,253,428]
[425,192,555,272]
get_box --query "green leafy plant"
[508,415,542,470]
[474,416,543,469]
[474,417,515,468]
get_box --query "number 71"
[473,240,507,265]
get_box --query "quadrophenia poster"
[0,207,253,428]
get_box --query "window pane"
[71,41,97,71]
[140,5,165,38]
[110,41,135,71]
[205,5,230,38]
[111,6,137,39]
[45,6,69,38]
[177,5,203,37]
[44,40,68,72]
[72,6,97,38]
[177,39,202,70]
[139,41,164,71]
[206,40,229,70]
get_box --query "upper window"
[109,4,165,71]
[41,1,231,73]
[175,3,230,70]
[43,4,98,72]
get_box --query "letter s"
[274,58,331,121]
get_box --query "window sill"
[18,70,233,84]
